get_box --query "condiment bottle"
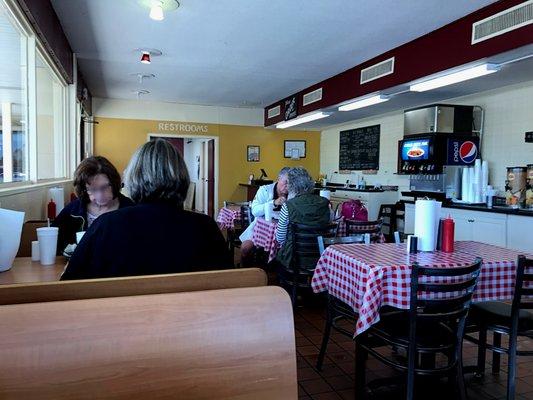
[47,199,57,220]
[441,216,455,253]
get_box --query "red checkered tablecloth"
[311,241,532,337]
[252,218,280,262]
[216,207,241,230]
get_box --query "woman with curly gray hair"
[275,167,331,268]
[62,139,232,280]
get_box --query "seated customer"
[61,139,232,280]
[275,167,331,268]
[53,156,134,254]
[239,167,289,266]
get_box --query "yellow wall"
[93,117,321,209]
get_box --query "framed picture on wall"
[284,140,306,158]
[247,145,260,162]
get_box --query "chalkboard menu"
[339,124,380,170]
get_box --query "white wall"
[93,97,264,127]
[320,80,533,193]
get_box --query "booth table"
[0,257,66,285]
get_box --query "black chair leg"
[492,332,502,374]
[477,326,487,377]
[316,298,333,371]
[507,334,518,400]
[355,337,367,399]
[456,360,467,400]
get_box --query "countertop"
[442,202,533,217]
[315,184,398,193]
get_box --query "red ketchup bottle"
[47,199,57,220]
[441,216,455,253]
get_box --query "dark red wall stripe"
[264,0,533,126]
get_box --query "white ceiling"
[50,0,497,109]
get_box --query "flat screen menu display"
[401,139,430,161]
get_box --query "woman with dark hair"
[61,139,232,280]
[53,156,134,254]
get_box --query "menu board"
[339,125,380,170]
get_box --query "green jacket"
[276,193,331,267]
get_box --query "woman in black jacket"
[53,156,134,254]
[61,139,232,280]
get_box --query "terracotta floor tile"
[299,378,333,395]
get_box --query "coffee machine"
[398,104,482,199]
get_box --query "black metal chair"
[223,202,251,263]
[465,255,533,400]
[315,234,366,370]
[344,218,384,243]
[355,258,482,400]
[278,223,337,307]
[378,204,397,242]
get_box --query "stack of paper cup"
[36,227,59,266]
[319,190,331,200]
[265,202,274,222]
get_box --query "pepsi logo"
[459,141,477,164]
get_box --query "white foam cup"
[36,227,58,266]
[31,240,40,261]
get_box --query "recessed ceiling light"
[139,0,180,21]
[129,73,156,83]
[132,89,150,99]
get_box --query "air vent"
[360,57,395,84]
[267,105,280,119]
[472,0,533,44]
[302,87,323,106]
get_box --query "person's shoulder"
[118,193,135,207]
[60,198,84,216]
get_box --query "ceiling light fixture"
[409,63,500,92]
[132,89,150,99]
[139,0,180,21]
[338,94,389,112]
[130,72,156,83]
[149,1,164,20]
[276,111,331,129]
[140,51,151,64]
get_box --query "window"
[36,53,66,180]
[0,4,28,183]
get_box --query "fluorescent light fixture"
[409,63,500,92]
[276,111,331,129]
[338,94,389,112]
[149,1,164,20]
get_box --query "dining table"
[311,241,532,336]
[0,257,66,285]
[216,206,242,230]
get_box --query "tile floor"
[293,302,533,400]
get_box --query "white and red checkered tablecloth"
[216,207,241,230]
[252,218,280,262]
[311,241,533,337]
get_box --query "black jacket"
[61,202,233,280]
[52,193,134,254]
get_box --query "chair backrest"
[0,268,267,305]
[511,255,533,333]
[378,203,396,240]
[240,205,253,229]
[0,286,297,399]
[291,223,337,271]
[344,218,383,244]
[16,220,48,257]
[408,258,482,364]
[317,235,365,255]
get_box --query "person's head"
[276,167,290,197]
[124,139,190,205]
[287,167,315,199]
[73,156,122,206]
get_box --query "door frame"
[147,133,219,214]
